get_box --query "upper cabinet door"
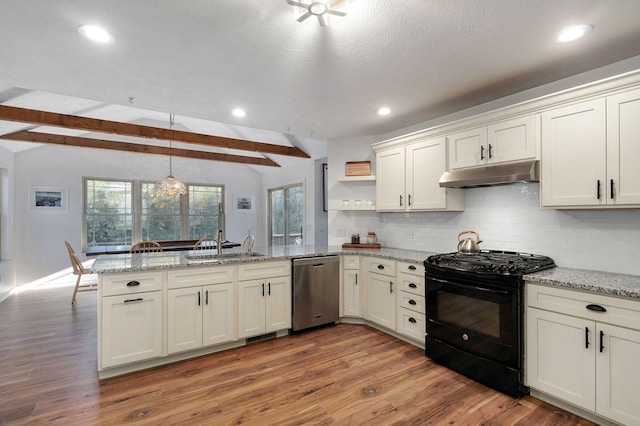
[487,115,537,165]
[406,137,448,210]
[541,99,607,207]
[376,147,406,211]
[447,127,487,169]
[607,88,640,205]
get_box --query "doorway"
[269,184,304,246]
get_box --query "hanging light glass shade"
[155,114,187,196]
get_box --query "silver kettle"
[457,230,483,254]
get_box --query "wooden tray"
[342,243,381,249]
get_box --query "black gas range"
[424,249,555,397]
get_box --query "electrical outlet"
[336,227,345,238]
[405,228,414,240]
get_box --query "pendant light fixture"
[155,114,187,196]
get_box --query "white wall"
[14,145,263,284]
[327,57,640,276]
[0,145,16,300]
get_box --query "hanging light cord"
[168,113,175,176]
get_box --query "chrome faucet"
[216,229,223,255]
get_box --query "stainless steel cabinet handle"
[585,327,590,349]
[488,143,493,159]
[389,281,394,293]
[399,195,403,207]
[408,194,412,206]
[205,290,209,305]
[480,145,485,160]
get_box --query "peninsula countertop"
[90,245,640,300]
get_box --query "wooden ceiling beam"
[0,130,281,167]
[0,105,309,158]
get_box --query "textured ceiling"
[1,0,640,151]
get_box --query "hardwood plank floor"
[0,283,595,425]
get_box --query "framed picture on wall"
[29,186,69,211]
[233,194,254,212]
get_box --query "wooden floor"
[0,284,595,425]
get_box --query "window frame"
[82,177,225,251]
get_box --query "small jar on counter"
[367,231,377,244]
[351,233,360,244]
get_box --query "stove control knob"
[462,333,469,341]
[508,265,518,274]
[498,264,508,273]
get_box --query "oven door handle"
[428,277,511,295]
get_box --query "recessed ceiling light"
[78,25,113,43]
[377,107,391,116]
[232,108,246,117]
[557,24,593,43]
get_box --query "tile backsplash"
[328,183,640,276]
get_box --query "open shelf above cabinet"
[338,175,376,182]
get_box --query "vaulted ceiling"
[2,0,640,159]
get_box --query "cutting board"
[342,243,381,249]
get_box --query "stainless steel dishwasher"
[291,256,340,332]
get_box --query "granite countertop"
[525,267,640,299]
[90,245,435,274]
[91,245,640,300]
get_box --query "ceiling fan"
[286,0,347,27]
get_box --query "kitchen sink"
[185,252,265,263]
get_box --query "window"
[84,178,224,249]
[269,183,304,246]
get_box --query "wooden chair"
[193,238,217,250]
[65,241,96,305]
[129,241,163,253]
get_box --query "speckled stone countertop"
[525,267,640,299]
[90,245,436,274]
[91,245,640,300]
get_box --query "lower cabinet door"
[167,287,203,354]
[526,308,596,411]
[343,269,361,317]
[202,283,236,346]
[367,273,396,330]
[101,292,162,368]
[238,279,267,338]
[596,324,640,425]
[265,275,292,333]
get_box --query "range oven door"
[426,270,521,368]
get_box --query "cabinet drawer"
[368,258,396,277]
[397,307,425,343]
[238,260,290,281]
[397,272,425,296]
[100,271,163,296]
[343,255,360,270]
[168,265,235,289]
[527,283,640,330]
[397,261,422,277]
[398,291,425,314]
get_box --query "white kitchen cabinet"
[606,88,640,205]
[237,261,291,339]
[101,291,163,369]
[448,116,536,170]
[395,261,425,343]
[167,266,236,354]
[541,99,607,207]
[342,255,361,317]
[375,137,463,212]
[541,87,640,208]
[526,283,640,425]
[366,258,396,330]
[99,271,163,369]
[167,283,235,354]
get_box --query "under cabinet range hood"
[439,160,540,188]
